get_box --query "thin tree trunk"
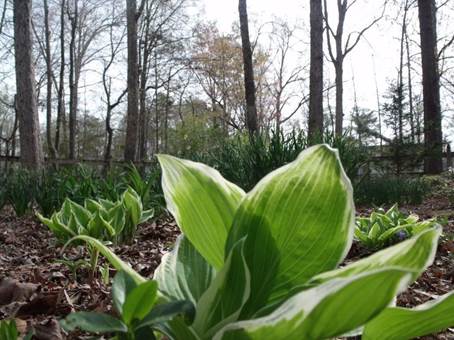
[68,0,78,160]
[125,0,139,162]
[154,53,159,154]
[308,0,324,143]
[405,28,415,143]
[334,61,343,136]
[55,0,66,155]
[238,0,258,137]
[417,0,443,174]
[138,38,149,161]
[44,0,56,159]
[13,0,43,168]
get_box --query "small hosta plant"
[71,145,454,339]
[38,187,153,278]
[355,204,437,250]
[37,187,153,245]
[60,271,193,340]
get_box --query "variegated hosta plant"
[76,145,454,340]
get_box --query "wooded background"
[0,0,453,174]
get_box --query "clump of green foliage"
[1,163,165,218]
[38,187,153,277]
[355,204,437,250]
[5,169,35,216]
[194,130,367,191]
[355,176,430,206]
[0,320,32,340]
[37,187,153,245]
[61,271,193,340]
[70,145,454,340]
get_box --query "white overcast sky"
[197,0,454,140]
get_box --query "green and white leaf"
[225,145,355,315]
[154,235,216,305]
[158,155,245,269]
[213,268,412,340]
[310,226,441,285]
[363,291,454,340]
[192,239,250,339]
[64,235,145,284]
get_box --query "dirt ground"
[0,193,453,339]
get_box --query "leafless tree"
[324,0,387,135]
[239,0,258,137]
[14,0,43,167]
[309,0,324,142]
[418,0,443,173]
[125,0,139,162]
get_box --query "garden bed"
[0,199,453,339]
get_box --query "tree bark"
[13,0,43,168]
[417,0,443,174]
[44,0,56,159]
[68,0,78,160]
[125,0,139,162]
[238,0,258,137]
[334,61,343,136]
[308,0,324,142]
[55,0,66,155]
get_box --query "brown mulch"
[0,207,179,339]
[0,192,453,339]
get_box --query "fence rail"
[0,155,156,165]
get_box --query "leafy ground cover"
[0,188,452,339]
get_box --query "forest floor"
[0,195,453,339]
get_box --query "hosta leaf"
[140,208,154,224]
[158,155,245,269]
[112,271,138,315]
[87,212,115,238]
[68,200,92,226]
[64,235,145,284]
[213,268,412,340]
[137,301,195,330]
[84,199,104,214]
[108,203,126,235]
[123,187,143,226]
[225,145,355,315]
[99,198,116,210]
[192,239,250,338]
[37,212,71,241]
[154,235,216,305]
[123,280,158,324]
[309,226,441,285]
[368,222,381,240]
[60,312,127,333]
[363,291,454,340]
[155,317,200,340]
[51,213,76,239]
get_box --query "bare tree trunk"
[334,61,343,135]
[138,37,149,161]
[14,0,43,168]
[68,0,78,160]
[55,0,66,155]
[125,0,139,162]
[308,0,324,142]
[238,0,258,137]
[154,53,159,154]
[405,27,415,143]
[44,0,56,159]
[417,0,443,174]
